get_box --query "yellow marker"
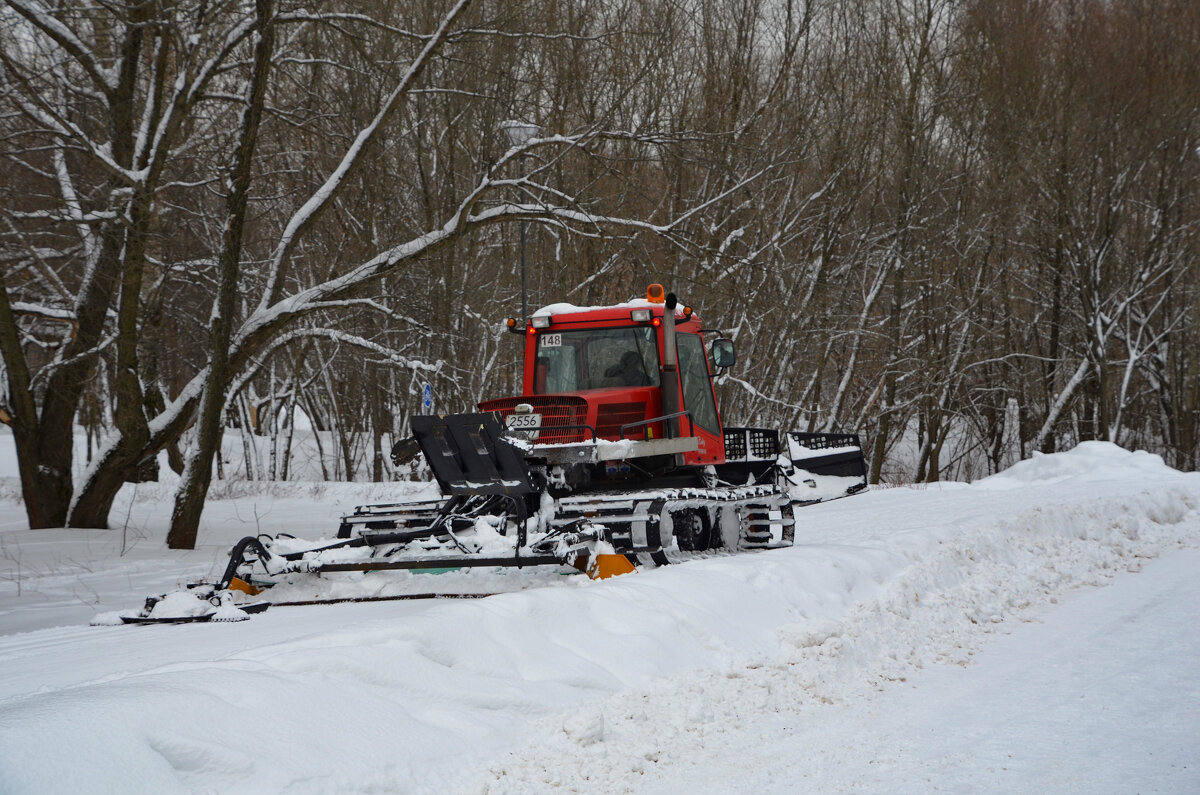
[586,554,637,580]
[227,577,262,596]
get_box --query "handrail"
[516,422,598,441]
[619,410,692,440]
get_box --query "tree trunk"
[67,184,161,528]
[169,0,275,549]
[53,15,157,530]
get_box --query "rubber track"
[552,483,795,552]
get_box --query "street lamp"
[499,120,540,320]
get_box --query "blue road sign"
[422,383,433,410]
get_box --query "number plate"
[506,413,542,434]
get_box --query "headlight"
[531,315,552,328]
[630,309,652,322]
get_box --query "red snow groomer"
[125,285,867,622]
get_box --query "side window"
[676,334,720,433]
[635,326,660,382]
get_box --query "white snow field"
[0,440,1198,793]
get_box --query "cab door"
[675,333,725,465]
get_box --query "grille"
[724,432,746,460]
[787,431,862,451]
[596,402,648,439]
[723,427,780,461]
[478,395,589,443]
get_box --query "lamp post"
[499,120,540,320]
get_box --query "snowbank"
[973,439,1176,489]
[479,447,1200,792]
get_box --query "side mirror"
[711,338,736,369]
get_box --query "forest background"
[1,0,1197,547]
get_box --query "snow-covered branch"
[5,0,118,94]
[258,0,474,310]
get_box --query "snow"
[534,298,692,318]
[974,439,1173,488]
[146,589,214,619]
[786,437,861,461]
[0,438,1198,793]
[517,546,1200,794]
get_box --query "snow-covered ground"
[0,439,1198,793]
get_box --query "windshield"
[533,326,660,393]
